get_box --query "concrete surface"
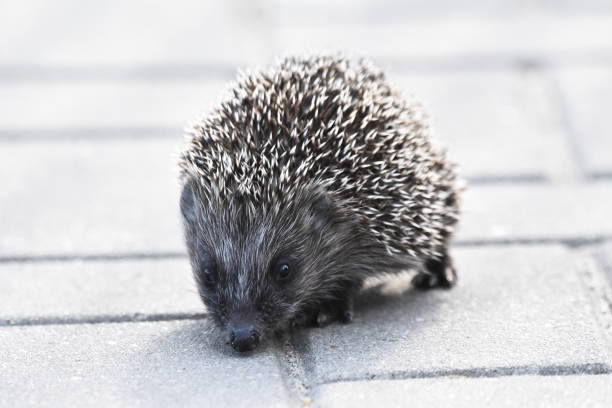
[1,1,612,407]
[0,321,290,407]
[555,66,612,177]
[315,375,612,408]
[295,246,611,385]
[0,259,200,325]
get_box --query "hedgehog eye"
[276,262,291,281]
[200,264,217,289]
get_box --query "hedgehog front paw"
[314,296,354,327]
[291,294,355,329]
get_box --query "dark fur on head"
[180,177,410,347]
[179,54,461,352]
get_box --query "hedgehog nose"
[230,326,260,352]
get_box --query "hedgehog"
[179,54,461,352]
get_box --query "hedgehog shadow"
[293,272,445,362]
[351,272,441,323]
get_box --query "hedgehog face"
[180,179,345,352]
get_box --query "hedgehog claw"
[340,295,354,324]
[341,309,353,324]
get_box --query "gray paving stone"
[0,259,201,324]
[0,81,226,130]
[532,0,612,14]
[0,320,290,407]
[0,0,271,67]
[592,242,612,289]
[555,66,612,176]
[314,375,612,408]
[459,182,612,242]
[392,70,575,180]
[273,15,612,62]
[0,139,184,257]
[295,245,611,384]
[259,0,519,25]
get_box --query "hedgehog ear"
[309,187,332,230]
[180,179,198,223]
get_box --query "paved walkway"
[1,1,612,407]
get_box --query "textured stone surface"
[260,0,519,25]
[0,139,183,257]
[555,66,612,176]
[593,243,612,289]
[0,81,226,130]
[314,375,612,408]
[392,70,574,180]
[533,0,612,14]
[274,15,612,62]
[0,0,271,66]
[459,182,612,242]
[0,321,290,407]
[0,259,200,323]
[295,245,611,384]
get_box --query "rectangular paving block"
[294,245,612,384]
[555,66,612,176]
[0,139,184,257]
[0,320,290,407]
[0,81,226,130]
[259,0,518,25]
[0,0,271,66]
[0,259,201,324]
[459,182,612,242]
[392,70,575,181]
[314,375,612,408]
[273,15,612,62]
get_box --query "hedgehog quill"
[179,55,461,352]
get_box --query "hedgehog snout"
[228,311,261,352]
[229,324,260,352]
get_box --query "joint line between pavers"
[589,172,612,181]
[0,64,235,82]
[456,236,612,248]
[314,363,612,387]
[274,336,314,407]
[3,53,612,82]
[466,174,550,185]
[382,53,612,74]
[0,126,179,142]
[544,74,587,179]
[3,237,612,264]
[0,312,207,328]
[573,248,612,353]
[0,252,187,264]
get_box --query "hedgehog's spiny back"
[180,55,460,260]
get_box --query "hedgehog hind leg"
[412,250,457,290]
